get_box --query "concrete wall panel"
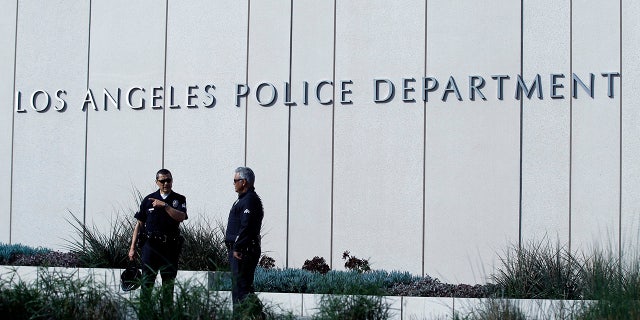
[521,0,571,246]
[425,1,521,283]
[570,1,620,253]
[163,0,248,228]
[84,0,166,234]
[333,0,425,274]
[12,0,89,249]
[287,0,334,269]
[621,0,640,256]
[245,0,291,266]
[0,1,17,244]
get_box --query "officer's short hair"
[156,168,172,180]
[235,167,255,185]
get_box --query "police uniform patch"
[173,200,179,208]
[244,209,250,214]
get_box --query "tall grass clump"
[67,212,134,268]
[65,188,230,270]
[137,278,232,319]
[456,299,527,320]
[491,238,640,319]
[179,216,229,271]
[0,268,127,319]
[572,249,640,319]
[312,294,393,320]
[492,238,581,299]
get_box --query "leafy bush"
[0,243,51,264]
[259,254,276,270]
[11,251,80,267]
[343,251,371,273]
[302,256,331,274]
[254,268,415,296]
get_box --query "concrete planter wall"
[0,266,590,319]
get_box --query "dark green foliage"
[0,268,126,320]
[0,243,51,264]
[302,256,331,274]
[179,217,229,271]
[492,239,582,299]
[259,254,276,270]
[343,251,371,273]
[312,294,392,320]
[66,212,134,268]
[463,299,527,320]
[254,268,417,296]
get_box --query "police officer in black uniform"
[225,166,264,308]
[128,168,187,315]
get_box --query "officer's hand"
[233,251,243,260]
[128,247,135,261]
[149,198,167,208]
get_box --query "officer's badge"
[244,209,250,214]
[172,200,179,208]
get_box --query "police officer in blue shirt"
[225,166,264,308]
[128,168,187,314]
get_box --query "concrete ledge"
[0,266,591,319]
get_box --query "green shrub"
[312,294,392,320]
[491,238,581,299]
[254,268,410,296]
[0,268,127,319]
[67,212,134,268]
[459,299,527,320]
[66,209,229,271]
[179,216,229,271]
[0,243,51,264]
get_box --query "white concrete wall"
[2,0,637,284]
[84,0,166,238]
[0,0,17,244]
[521,0,571,247]
[12,0,89,248]
[570,1,621,253]
[424,1,521,283]
[333,0,425,275]
[288,0,334,269]
[162,0,248,234]
[621,0,640,257]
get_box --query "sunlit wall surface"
[2,0,638,284]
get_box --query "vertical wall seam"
[618,0,623,261]
[82,0,93,248]
[285,0,293,269]
[9,0,19,244]
[162,0,169,168]
[422,0,428,277]
[518,0,524,250]
[244,0,251,166]
[568,0,573,253]
[329,0,336,269]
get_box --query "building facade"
[1,0,639,284]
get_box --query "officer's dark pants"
[228,246,260,305]
[139,238,181,317]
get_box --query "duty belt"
[146,232,181,243]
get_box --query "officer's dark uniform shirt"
[225,187,263,252]
[135,190,187,235]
